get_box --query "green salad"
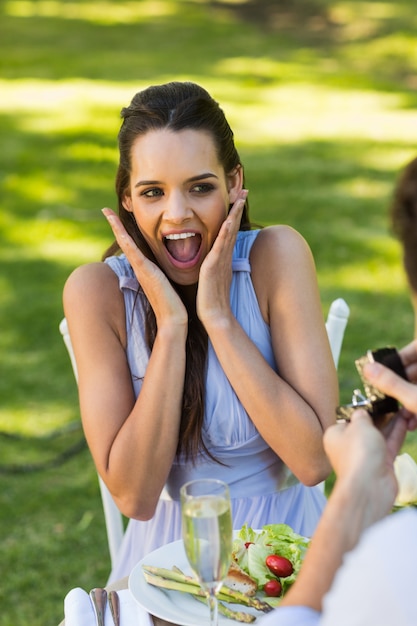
[232,524,310,597]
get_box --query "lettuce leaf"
[232,523,310,593]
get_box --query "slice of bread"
[224,560,258,596]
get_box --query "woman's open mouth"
[163,232,202,267]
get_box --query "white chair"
[59,318,125,570]
[325,298,350,368]
[59,298,349,561]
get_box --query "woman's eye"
[192,183,215,194]
[142,188,163,198]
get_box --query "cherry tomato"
[264,579,282,597]
[265,554,294,578]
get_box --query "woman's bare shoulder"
[63,261,128,352]
[251,224,312,267]
[64,261,117,297]
[250,225,316,317]
[63,262,123,320]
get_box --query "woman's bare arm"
[198,221,338,485]
[64,257,187,520]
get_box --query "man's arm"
[280,409,407,611]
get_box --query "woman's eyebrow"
[187,173,218,182]
[134,173,218,188]
[134,179,162,188]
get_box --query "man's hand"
[324,409,408,523]
[363,342,417,431]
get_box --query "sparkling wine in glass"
[180,478,233,626]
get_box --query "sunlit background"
[1,1,417,623]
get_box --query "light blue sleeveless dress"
[105,230,326,582]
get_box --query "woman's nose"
[164,191,192,222]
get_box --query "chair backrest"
[59,318,125,570]
[60,298,350,553]
[325,298,350,368]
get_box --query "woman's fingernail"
[102,208,115,223]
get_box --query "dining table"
[58,576,177,626]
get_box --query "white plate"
[129,537,265,626]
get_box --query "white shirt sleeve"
[321,508,417,626]
[259,606,320,626]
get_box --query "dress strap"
[119,276,139,291]
[232,258,251,272]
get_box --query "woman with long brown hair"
[63,81,338,581]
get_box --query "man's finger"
[363,362,417,414]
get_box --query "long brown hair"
[103,82,252,460]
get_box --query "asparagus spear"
[193,594,256,623]
[143,569,258,621]
[172,567,256,622]
[142,565,273,613]
[143,569,205,597]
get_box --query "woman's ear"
[122,194,133,213]
[227,165,244,204]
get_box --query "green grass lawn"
[1,0,417,623]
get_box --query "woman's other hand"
[196,190,248,328]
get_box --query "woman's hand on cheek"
[102,208,187,328]
[102,208,138,256]
[196,191,248,327]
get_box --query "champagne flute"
[180,478,233,626]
